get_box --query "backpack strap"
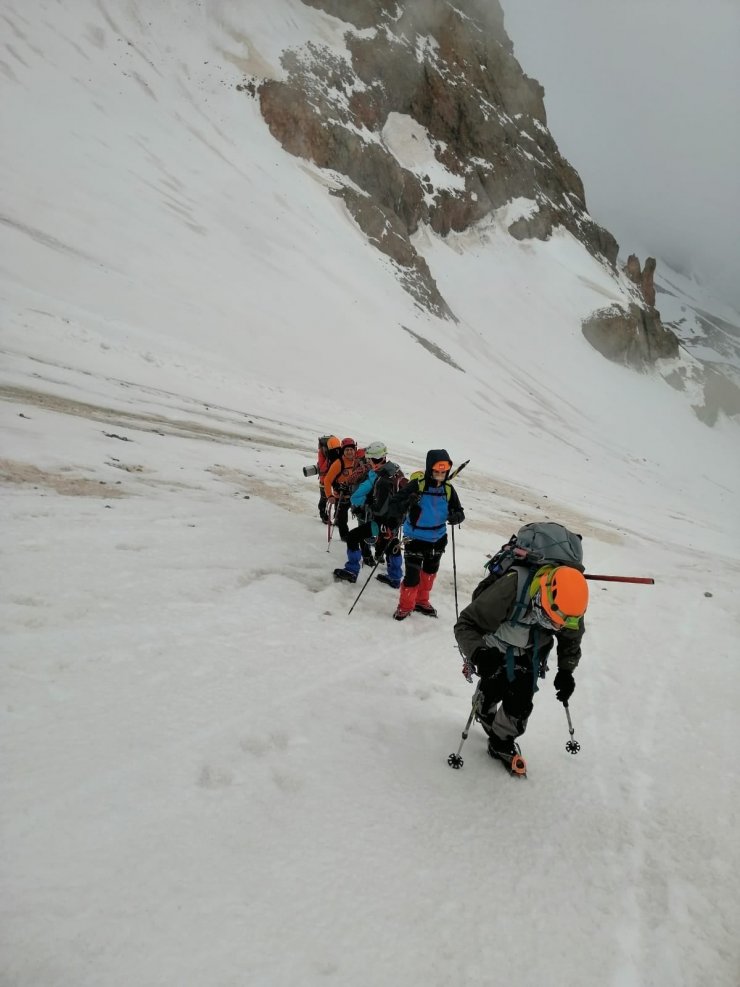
[416,478,452,501]
[510,567,536,624]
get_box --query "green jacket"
[454,569,584,673]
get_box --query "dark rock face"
[624,254,657,308]
[258,0,618,317]
[582,304,680,369]
[642,257,656,308]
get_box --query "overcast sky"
[499,0,740,311]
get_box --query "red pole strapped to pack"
[585,574,655,585]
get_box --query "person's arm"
[323,460,341,499]
[385,477,418,525]
[446,484,465,525]
[554,622,585,673]
[350,473,375,508]
[453,572,517,661]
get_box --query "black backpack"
[370,462,406,518]
[472,522,584,600]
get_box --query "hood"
[424,448,452,482]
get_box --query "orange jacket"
[324,452,358,498]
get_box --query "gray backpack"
[472,522,584,600]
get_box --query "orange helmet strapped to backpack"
[326,436,341,450]
[536,566,589,630]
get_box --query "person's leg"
[474,654,506,734]
[336,498,351,541]
[492,669,534,741]
[415,536,446,615]
[376,533,402,587]
[393,541,423,619]
[333,523,367,582]
[385,538,403,586]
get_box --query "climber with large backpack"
[324,437,361,542]
[384,448,465,621]
[332,442,406,585]
[316,435,341,523]
[453,521,589,776]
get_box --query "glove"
[447,508,465,526]
[326,495,337,508]
[554,669,575,704]
[471,646,498,676]
[350,504,364,518]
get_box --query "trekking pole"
[451,523,459,621]
[446,459,468,618]
[447,687,480,769]
[347,558,381,615]
[563,702,580,754]
[326,498,336,552]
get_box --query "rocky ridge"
[248,0,737,423]
[259,0,617,318]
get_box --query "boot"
[333,548,362,583]
[414,571,437,617]
[393,582,418,620]
[487,733,527,775]
[376,573,400,589]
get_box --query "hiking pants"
[402,535,448,588]
[476,647,536,742]
[328,493,350,540]
[347,523,401,566]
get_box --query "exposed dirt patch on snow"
[0,458,127,498]
[207,464,307,514]
[0,384,307,451]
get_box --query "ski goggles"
[431,460,451,472]
[531,589,581,632]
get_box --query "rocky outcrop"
[258,0,618,317]
[624,254,657,308]
[582,303,679,369]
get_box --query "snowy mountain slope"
[3,368,739,987]
[654,265,740,372]
[2,1,740,985]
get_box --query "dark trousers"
[402,535,447,587]
[335,498,350,541]
[476,648,536,740]
[347,522,399,561]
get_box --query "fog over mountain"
[500,0,740,311]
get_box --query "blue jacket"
[388,448,464,543]
[350,471,376,508]
[403,484,449,542]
